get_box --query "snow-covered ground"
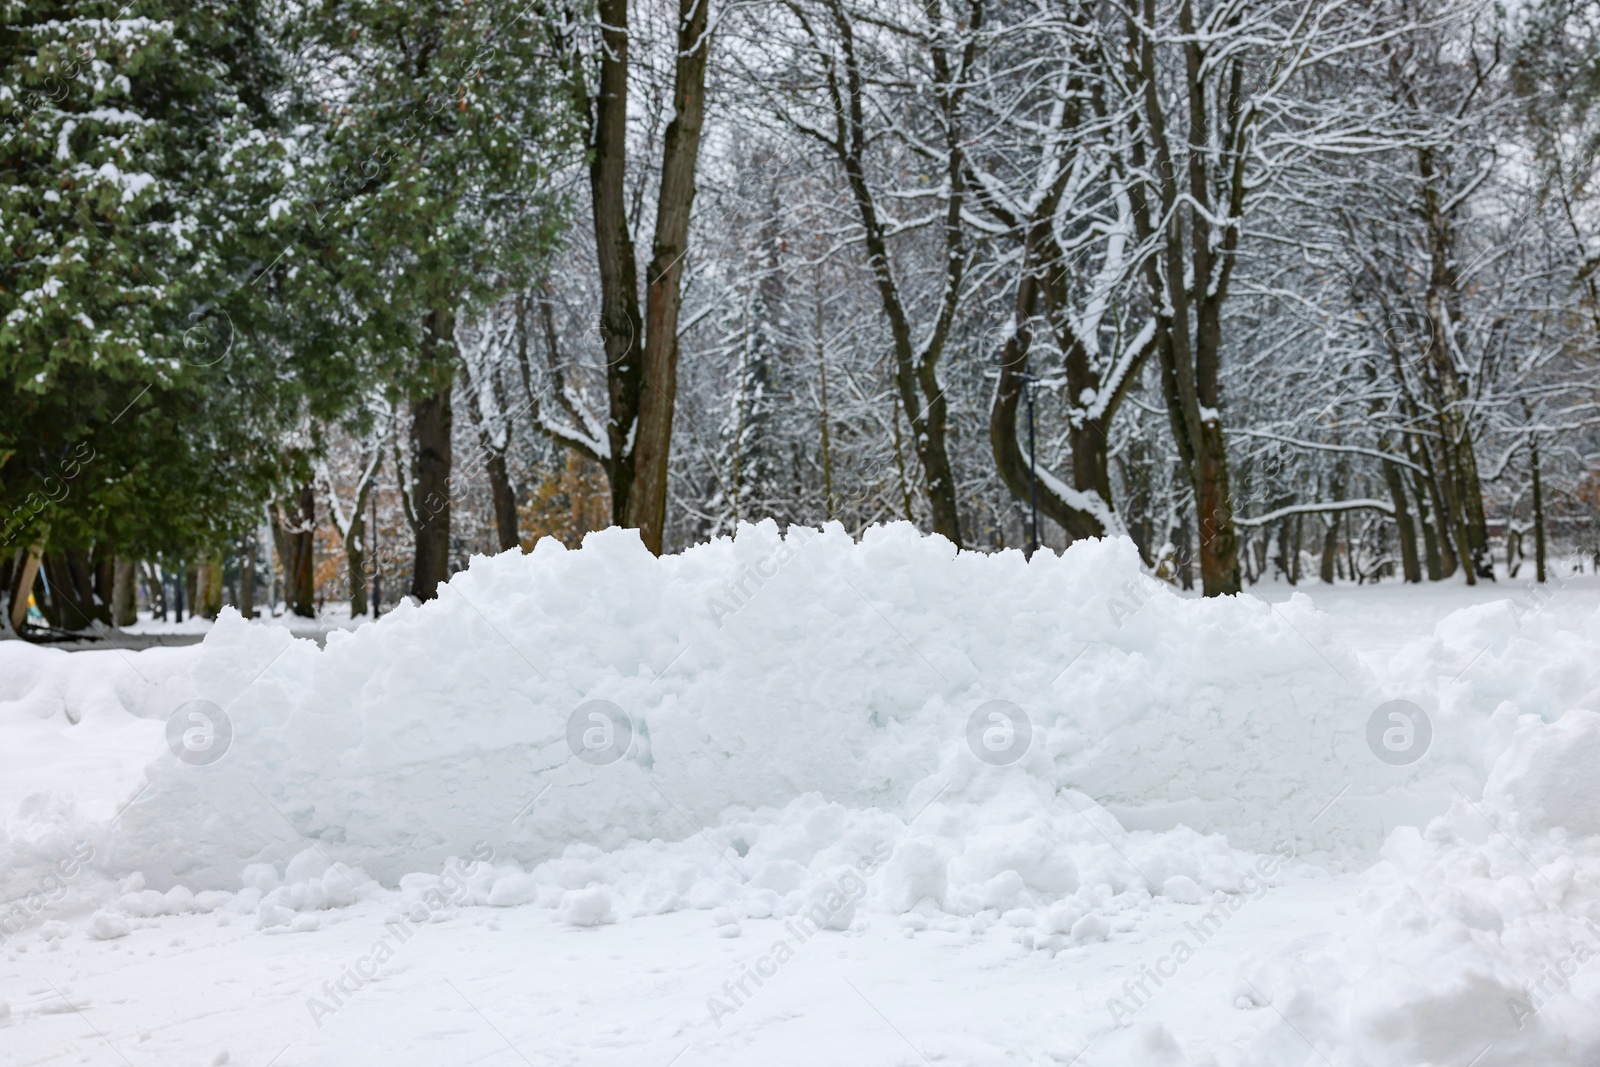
[120,605,370,645]
[3,523,1599,1066]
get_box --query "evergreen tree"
[0,0,305,624]
[295,0,579,599]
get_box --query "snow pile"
[1232,708,1600,1067]
[3,525,1600,1066]
[0,639,196,726]
[100,522,1422,893]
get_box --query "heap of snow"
[103,522,1433,896]
[6,523,1600,1065]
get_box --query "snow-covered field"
[3,522,1599,1066]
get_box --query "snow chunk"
[1485,710,1600,837]
[559,887,616,927]
[88,910,130,940]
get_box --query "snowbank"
[89,522,1433,895]
[5,524,1600,1066]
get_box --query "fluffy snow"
[2,521,1599,1066]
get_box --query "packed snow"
[2,521,1599,1066]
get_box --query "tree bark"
[1270,495,1295,583]
[990,257,1103,541]
[1130,0,1243,595]
[1292,514,1304,584]
[1175,508,1195,590]
[41,549,99,630]
[1382,458,1422,583]
[142,561,166,621]
[278,483,315,617]
[821,0,969,547]
[111,557,138,626]
[590,0,644,528]
[1532,431,1547,583]
[93,549,114,623]
[282,484,317,617]
[9,540,43,633]
[1417,142,1492,581]
[625,0,712,553]
[346,512,368,618]
[461,360,520,552]
[237,535,255,619]
[410,307,456,600]
[196,550,223,619]
[816,286,836,519]
[1320,517,1339,584]
[986,206,1149,541]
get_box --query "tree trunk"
[142,561,165,621]
[1175,510,1195,591]
[1418,142,1491,582]
[93,550,114,623]
[1278,520,1295,584]
[817,288,836,519]
[1383,458,1422,583]
[238,534,255,619]
[346,512,368,618]
[1422,458,1459,578]
[1320,516,1339,584]
[487,451,519,552]
[410,308,456,600]
[891,393,915,522]
[1418,513,1443,581]
[1430,426,1478,586]
[1292,514,1304,584]
[824,0,968,547]
[196,550,223,619]
[369,491,382,617]
[625,0,712,554]
[0,553,11,624]
[461,360,520,553]
[1532,432,1547,583]
[1128,0,1243,597]
[42,550,100,630]
[285,484,316,618]
[590,0,644,528]
[1401,428,1449,579]
[1189,427,1241,596]
[993,267,1087,539]
[9,540,43,633]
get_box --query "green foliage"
[0,0,302,553]
[292,0,581,383]
[0,0,580,561]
